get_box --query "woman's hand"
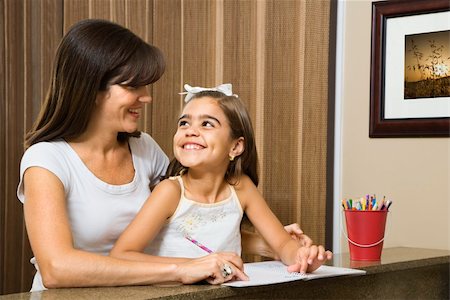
[283,223,313,247]
[176,252,249,285]
[270,224,313,260]
[287,245,333,274]
[241,223,313,259]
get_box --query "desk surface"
[2,247,449,300]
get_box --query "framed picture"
[369,0,450,137]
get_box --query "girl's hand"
[287,245,332,274]
[176,252,249,285]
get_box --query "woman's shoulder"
[129,132,169,177]
[19,140,72,196]
[26,139,65,149]
[23,140,68,159]
[129,132,166,155]
[131,132,156,146]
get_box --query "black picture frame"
[369,0,450,137]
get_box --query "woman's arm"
[24,168,245,288]
[236,176,331,273]
[241,230,276,257]
[241,224,313,258]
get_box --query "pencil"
[184,234,213,253]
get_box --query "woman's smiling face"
[95,84,152,134]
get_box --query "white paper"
[222,261,366,287]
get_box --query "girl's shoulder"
[233,174,257,191]
[233,175,266,213]
[149,178,183,217]
[233,175,260,208]
[152,177,182,196]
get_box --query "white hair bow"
[179,83,236,102]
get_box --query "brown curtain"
[0,0,335,294]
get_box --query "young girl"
[111,84,332,281]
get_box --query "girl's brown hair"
[25,19,165,148]
[166,91,259,186]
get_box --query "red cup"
[344,210,388,261]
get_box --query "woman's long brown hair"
[25,19,165,148]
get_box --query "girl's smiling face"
[173,96,241,172]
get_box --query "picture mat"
[384,11,450,119]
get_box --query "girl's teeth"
[184,144,202,150]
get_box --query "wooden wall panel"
[221,1,259,252]
[126,0,151,41]
[42,0,64,114]
[222,0,258,123]
[0,0,5,293]
[111,0,126,25]
[221,1,263,240]
[90,0,112,20]
[3,0,27,294]
[1,0,334,294]
[182,0,217,87]
[1,0,63,294]
[63,0,89,29]
[298,1,330,245]
[25,0,42,124]
[26,0,63,142]
[262,0,302,226]
[21,0,35,290]
[1,1,29,293]
[126,0,153,133]
[152,0,182,155]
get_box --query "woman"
[17,19,311,291]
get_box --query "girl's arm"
[24,168,245,288]
[236,176,331,273]
[110,179,248,282]
[110,179,182,262]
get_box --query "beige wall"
[340,0,450,251]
